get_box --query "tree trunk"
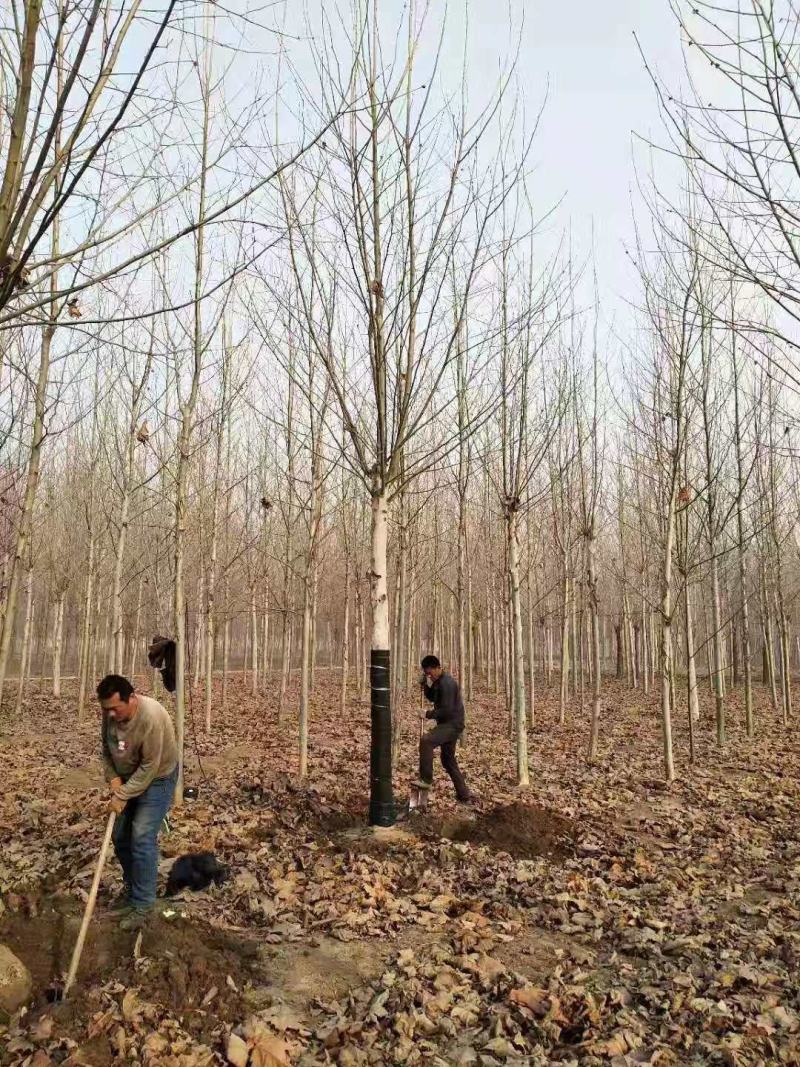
[250,585,258,695]
[710,556,725,744]
[506,508,529,786]
[261,585,269,679]
[685,583,700,723]
[0,325,53,708]
[660,521,676,783]
[193,574,204,689]
[52,593,65,697]
[173,418,192,805]
[392,504,408,758]
[368,486,394,825]
[586,530,602,762]
[221,577,231,713]
[465,552,473,699]
[776,588,792,727]
[526,585,536,729]
[279,594,291,720]
[129,573,143,680]
[355,581,365,697]
[112,455,132,674]
[14,567,34,714]
[559,571,570,724]
[77,534,96,719]
[340,557,350,718]
[299,566,312,778]
[204,528,217,733]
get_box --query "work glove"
[109,794,127,815]
[110,776,123,793]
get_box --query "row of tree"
[1,1,799,819]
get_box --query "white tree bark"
[52,593,65,698]
[506,507,529,786]
[14,566,34,715]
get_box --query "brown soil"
[435,801,576,860]
[0,895,261,1041]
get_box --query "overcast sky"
[391,1,686,332]
[220,0,690,341]
[524,2,683,297]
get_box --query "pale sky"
[153,0,691,345]
[373,0,686,330]
[522,1,683,305]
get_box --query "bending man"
[417,655,472,803]
[98,674,178,930]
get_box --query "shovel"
[57,811,116,999]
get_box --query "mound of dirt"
[438,801,576,860]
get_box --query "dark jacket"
[422,672,465,730]
[148,635,177,693]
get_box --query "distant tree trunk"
[299,567,313,778]
[465,551,474,700]
[340,557,350,718]
[250,585,258,695]
[355,581,365,698]
[129,573,143,680]
[760,565,778,708]
[52,593,66,698]
[487,589,496,694]
[618,623,631,678]
[14,566,35,714]
[559,572,570,724]
[685,584,700,723]
[261,587,270,679]
[526,583,536,729]
[659,510,676,783]
[221,580,231,713]
[506,506,529,786]
[77,532,96,719]
[710,555,725,744]
[392,489,408,759]
[586,529,602,762]
[193,574,204,689]
[0,335,52,708]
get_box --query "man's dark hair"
[421,655,441,670]
[96,674,135,701]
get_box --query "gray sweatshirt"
[101,694,178,799]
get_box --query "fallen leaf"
[251,1034,292,1067]
[32,1015,54,1040]
[226,1032,248,1067]
[121,988,142,1023]
[509,985,550,1015]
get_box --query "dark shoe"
[109,889,131,914]
[457,794,476,805]
[119,907,152,931]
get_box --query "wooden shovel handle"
[63,810,116,996]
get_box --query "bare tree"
[272,0,526,821]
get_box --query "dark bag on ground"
[165,852,228,896]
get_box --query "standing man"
[97,674,178,930]
[417,655,473,803]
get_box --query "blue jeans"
[112,768,177,910]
